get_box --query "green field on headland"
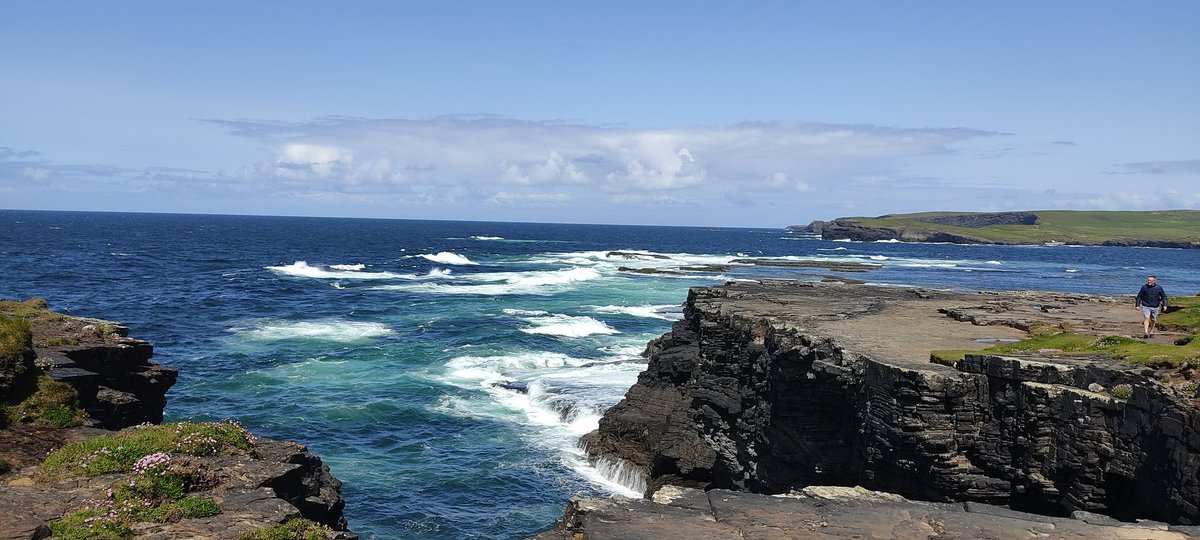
[804,210,1200,247]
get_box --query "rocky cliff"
[0,300,354,539]
[580,282,1200,526]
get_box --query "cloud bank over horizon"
[3,115,1199,225]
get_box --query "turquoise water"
[2,210,1197,538]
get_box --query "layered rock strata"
[581,281,1199,525]
[37,323,177,429]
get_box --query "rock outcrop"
[38,325,177,430]
[581,281,1200,525]
[802,218,999,244]
[0,300,355,538]
[533,485,1200,539]
[0,432,352,539]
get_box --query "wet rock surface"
[580,281,1200,530]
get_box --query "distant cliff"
[791,210,1200,248]
[580,282,1200,525]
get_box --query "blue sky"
[2,2,1197,226]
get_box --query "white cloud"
[209,117,994,197]
[21,167,50,182]
[500,151,588,185]
[487,191,570,205]
[1108,160,1200,176]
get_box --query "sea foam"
[233,319,394,342]
[267,261,405,279]
[591,304,682,321]
[519,314,620,337]
[418,252,476,265]
[374,267,602,296]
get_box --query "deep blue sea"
[2,210,1197,539]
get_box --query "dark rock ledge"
[541,281,1200,538]
[533,485,1200,539]
[0,304,355,539]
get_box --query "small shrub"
[5,376,85,428]
[49,507,132,540]
[0,314,33,374]
[1112,384,1133,400]
[239,518,334,540]
[1175,335,1194,346]
[0,458,10,474]
[43,337,81,347]
[173,496,221,518]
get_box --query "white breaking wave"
[329,263,366,271]
[874,239,901,243]
[427,268,453,278]
[590,304,682,321]
[519,314,620,337]
[418,252,476,265]
[470,236,504,241]
[818,246,848,251]
[267,261,406,279]
[502,308,551,316]
[986,260,1003,265]
[444,351,590,384]
[232,319,393,342]
[869,255,889,260]
[1066,269,1079,273]
[373,267,602,296]
[435,348,646,497]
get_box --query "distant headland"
[790,210,1200,248]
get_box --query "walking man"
[1135,275,1168,339]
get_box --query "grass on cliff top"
[0,298,53,319]
[846,210,1200,244]
[40,420,254,481]
[932,296,1200,369]
[0,314,33,366]
[3,376,85,428]
[239,518,335,540]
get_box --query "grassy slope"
[847,210,1200,244]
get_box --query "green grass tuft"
[5,376,85,427]
[50,508,133,539]
[0,314,33,373]
[41,420,253,481]
[239,518,334,540]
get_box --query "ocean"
[2,210,1197,539]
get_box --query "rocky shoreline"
[0,301,355,539]
[540,281,1200,537]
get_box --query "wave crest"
[418,252,476,265]
[518,314,620,337]
[266,261,404,279]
